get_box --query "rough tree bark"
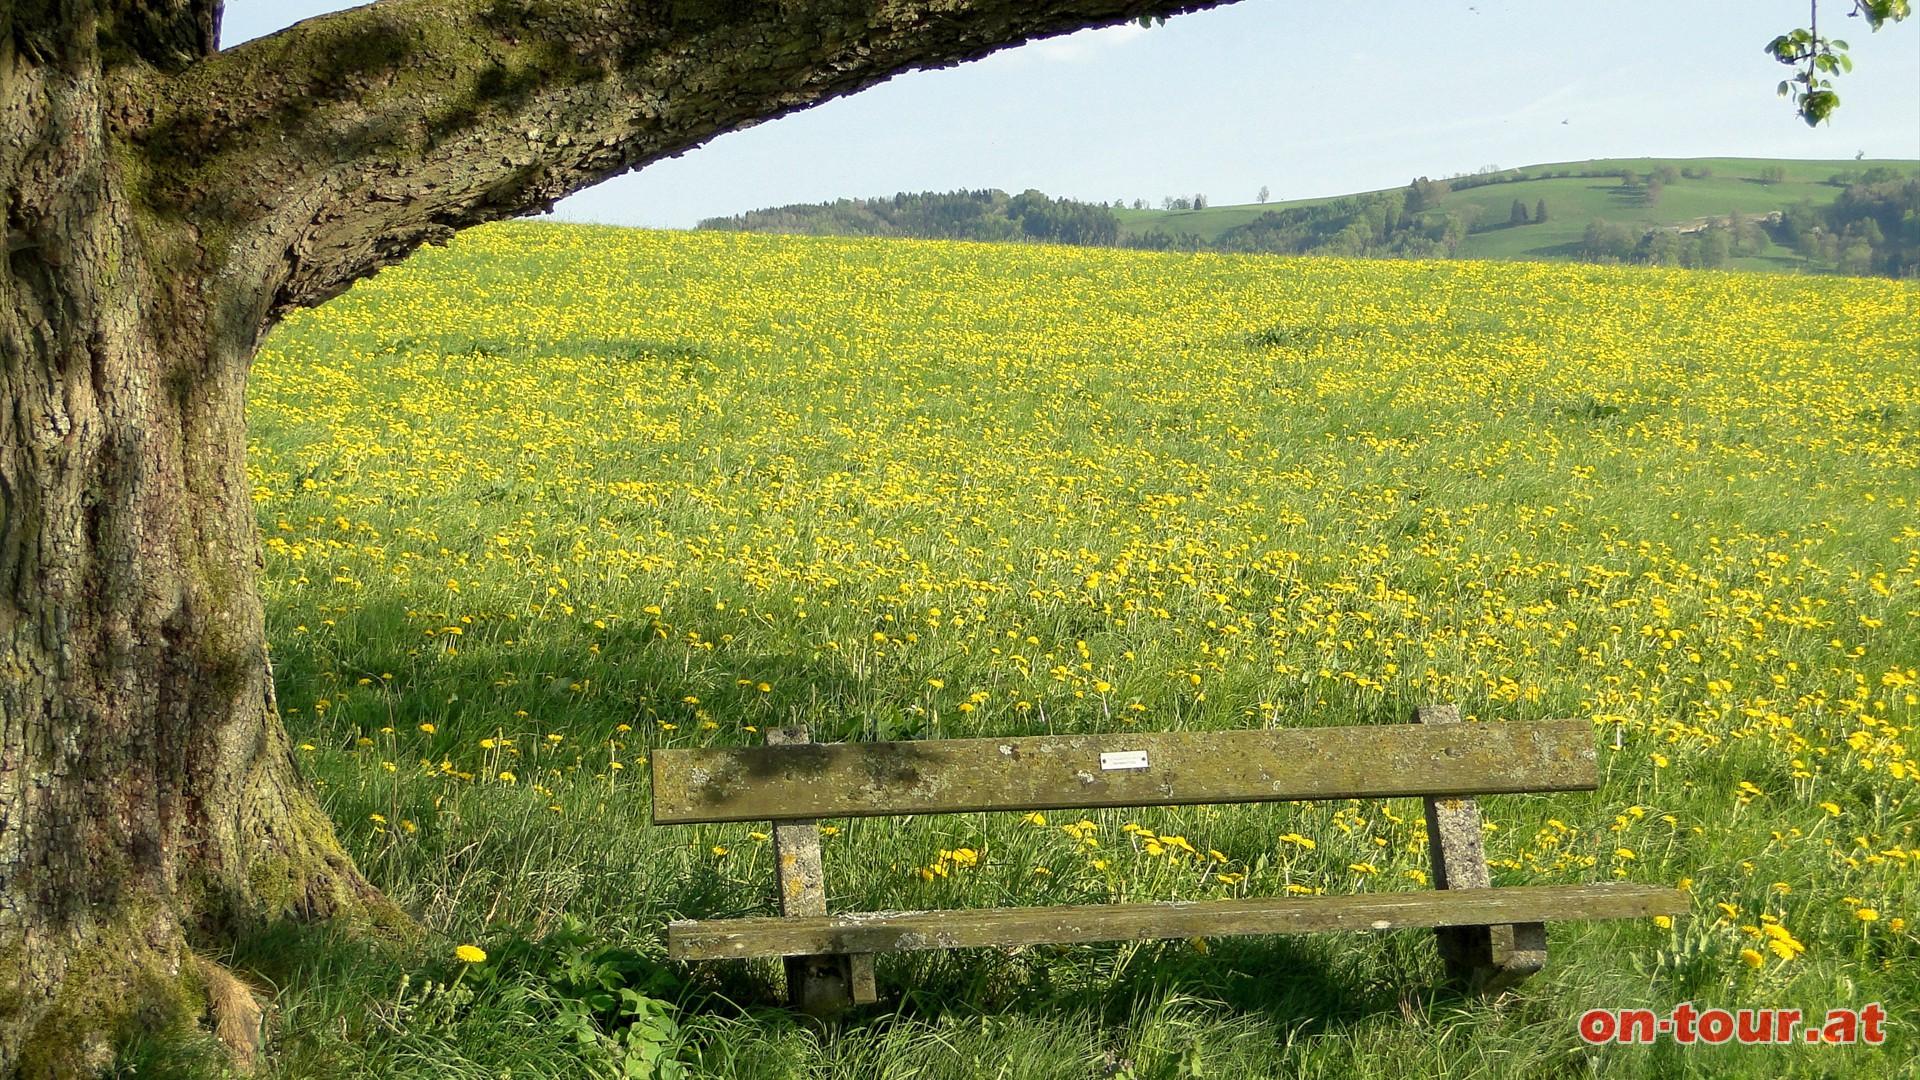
[0,0,1228,1073]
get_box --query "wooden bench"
[651,704,1687,1014]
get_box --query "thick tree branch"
[136,0,1230,327]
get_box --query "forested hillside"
[699,188,1118,246]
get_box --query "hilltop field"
[224,225,1918,1079]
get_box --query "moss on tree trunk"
[0,23,404,1075]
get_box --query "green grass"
[162,224,1920,1079]
[1115,156,1916,271]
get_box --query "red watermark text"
[1578,1003,1887,1045]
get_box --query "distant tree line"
[698,188,1119,246]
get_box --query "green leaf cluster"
[426,920,690,1079]
[1767,1,1910,125]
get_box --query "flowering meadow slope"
[245,224,1918,1078]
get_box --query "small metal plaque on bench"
[1100,750,1150,771]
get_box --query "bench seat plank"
[652,720,1597,825]
[668,883,1687,960]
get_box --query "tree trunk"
[0,22,400,1075]
[0,1,1229,1072]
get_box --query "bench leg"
[1417,704,1548,995]
[1436,921,1547,994]
[768,726,877,1015]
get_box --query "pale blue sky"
[224,2,1920,227]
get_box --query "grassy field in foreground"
[1113,156,1918,273]
[186,225,1919,1079]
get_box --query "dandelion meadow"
[224,223,1918,1078]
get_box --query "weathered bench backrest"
[651,720,1596,825]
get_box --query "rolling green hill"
[1115,156,1915,273]
[706,157,1918,276]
